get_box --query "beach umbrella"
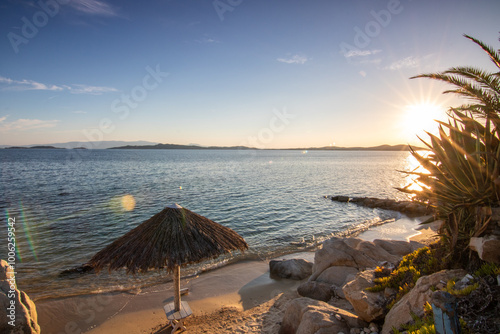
[87,203,248,312]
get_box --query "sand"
[36,218,440,334]
[37,258,308,334]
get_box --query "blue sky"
[0,0,499,148]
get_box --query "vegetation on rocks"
[399,33,500,267]
[366,245,443,309]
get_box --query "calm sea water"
[0,149,415,300]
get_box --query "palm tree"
[402,34,500,265]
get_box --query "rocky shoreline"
[269,226,499,334]
[271,237,429,333]
[326,195,433,216]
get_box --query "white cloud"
[0,116,59,132]
[68,84,118,94]
[344,49,381,58]
[359,71,367,77]
[0,76,117,95]
[68,0,119,17]
[277,55,309,64]
[72,110,87,114]
[0,76,64,91]
[384,56,419,70]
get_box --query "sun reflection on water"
[403,151,430,192]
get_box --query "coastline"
[36,215,439,334]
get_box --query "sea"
[0,148,418,301]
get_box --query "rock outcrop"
[297,281,333,302]
[342,269,386,322]
[281,236,429,333]
[0,259,40,334]
[381,269,467,334]
[310,237,422,281]
[279,297,367,334]
[469,236,500,264]
[270,259,313,280]
[327,195,433,216]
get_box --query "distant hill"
[5,145,64,149]
[1,141,423,151]
[109,143,253,150]
[0,141,158,149]
[109,143,422,151]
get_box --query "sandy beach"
[36,217,439,334]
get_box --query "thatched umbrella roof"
[87,203,248,274]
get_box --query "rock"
[332,195,350,203]
[368,322,378,332]
[342,269,386,322]
[469,236,500,264]
[270,259,313,280]
[381,269,467,334]
[316,266,359,287]
[279,297,366,334]
[372,239,413,257]
[0,259,40,334]
[297,281,333,302]
[310,238,402,281]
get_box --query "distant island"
[5,146,65,149]
[108,143,419,151]
[1,142,423,151]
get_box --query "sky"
[0,0,499,148]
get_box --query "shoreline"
[36,215,439,334]
[31,214,406,304]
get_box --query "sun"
[402,103,446,141]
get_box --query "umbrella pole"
[174,265,181,312]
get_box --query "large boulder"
[469,236,500,264]
[373,239,424,257]
[315,266,358,287]
[342,269,386,322]
[297,281,333,302]
[270,259,313,280]
[381,269,467,334]
[310,238,403,281]
[279,297,367,334]
[0,259,40,334]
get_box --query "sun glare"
[121,194,136,211]
[402,103,446,140]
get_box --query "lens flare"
[19,203,38,261]
[121,195,136,211]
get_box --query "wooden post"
[431,291,461,334]
[174,265,181,312]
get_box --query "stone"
[279,297,366,334]
[310,237,414,282]
[270,259,313,280]
[343,269,386,322]
[469,236,500,264]
[0,260,14,282]
[368,322,378,332]
[297,281,333,302]
[332,196,350,203]
[372,239,413,257]
[316,266,359,287]
[0,259,40,334]
[381,269,467,334]
[310,239,363,281]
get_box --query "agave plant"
[400,34,500,263]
